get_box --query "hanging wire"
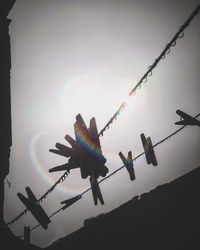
[17,112,200,238]
[5,3,200,229]
[98,3,200,137]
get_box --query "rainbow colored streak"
[74,122,106,163]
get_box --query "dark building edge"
[0,1,41,249]
[0,0,15,229]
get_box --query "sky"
[4,0,200,248]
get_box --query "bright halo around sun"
[30,71,147,194]
[60,73,130,124]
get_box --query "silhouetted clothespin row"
[9,110,200,235]
[7,108,200,230]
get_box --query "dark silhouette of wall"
[0,2,41,250]
[46,166,200,250]
[0,0,15,229]
[0,1,15,18]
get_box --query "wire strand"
[98,4,200,137]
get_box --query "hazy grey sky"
[5,0,200,247]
